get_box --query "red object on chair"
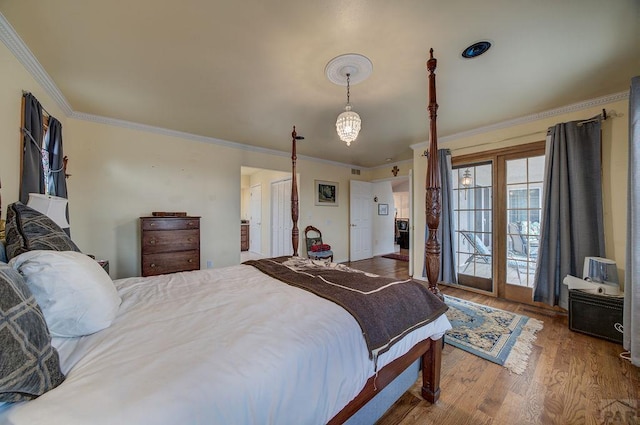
[311,244,331,252]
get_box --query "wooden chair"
[304,225,333,262]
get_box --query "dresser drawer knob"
[188,259,194,263]
[188,238,193,242]
[150,263,156,268]
[149,238,156,244]
[150,222,156,226]
[188,221,194,226]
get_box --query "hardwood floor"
[343,256,640,425]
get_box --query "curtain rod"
[22,90,51,118]
[462,107,623,150]
[577,108,622,126]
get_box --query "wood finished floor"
[343,255,640,425]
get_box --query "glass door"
[453,162,494,293]
[503,155,545,301]
[450,142,546,303]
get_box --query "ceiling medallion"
[325,54,373,146]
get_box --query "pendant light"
[325,53,373,147]
[335,73,361,146]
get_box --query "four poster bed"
[0,52,446,424]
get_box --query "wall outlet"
[206,260,213,268]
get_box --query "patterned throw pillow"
[4,202,81,261]
[0,263,65,402]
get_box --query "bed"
[0,51,447,424]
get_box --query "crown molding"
[0,13,73,115]
[71,111,358,170]
[411,90,630,151]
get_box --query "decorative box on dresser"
[140,216,200,277]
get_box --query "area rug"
[381,253,409,261]
[444,295,544,374]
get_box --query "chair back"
[304,225,323,252]
[461,231,490,255]
[508,223,526,256]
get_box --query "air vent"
[351,169,361,175]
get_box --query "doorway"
[451,141,546,303]
[240,166,291,261]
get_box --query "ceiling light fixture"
[325,54,373,147]
[335,73,361,146]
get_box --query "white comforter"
[0,264,450,425]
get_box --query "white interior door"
[249,184,261,253]
[408,169,414,276]
[271,179,292,257]
[350,180,373,261]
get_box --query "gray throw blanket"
[244,256,448,360]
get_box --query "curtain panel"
[624,76,639,366]
[45,117,67,198]
[533,119,605,308]
[422,149,457,283]
[20,93,45,204]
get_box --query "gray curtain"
[533,119,604,308]
[422,149,457,283]
[45,117,67,198]
[20,92,44,204]
[438,149,457,283]
[44,117,70,232]
[624,76,639,366]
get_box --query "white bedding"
[0,264,451,425]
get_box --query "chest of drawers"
[241,223,249,251]
[140,216,200,277]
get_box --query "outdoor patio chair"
[460,231,491,273]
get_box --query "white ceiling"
[1,1,638,168]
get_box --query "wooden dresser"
[140,216,200,277]
[241,221,249,251]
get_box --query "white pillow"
[9,250,121,337]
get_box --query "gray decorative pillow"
[0,263,65,402]
[5,202,81,261]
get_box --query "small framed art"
[315,180,338,206]
[378,203,389,215]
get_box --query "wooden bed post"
[291,126,301,256]
[421,337,443,402]
[425,49,442,298]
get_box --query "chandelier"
[335,73,361,146]
[325,53,372,147]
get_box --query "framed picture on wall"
[315,180,338,206]
[378,203,389,215]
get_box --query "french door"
[453,162,494,293]
[452,142,546,303]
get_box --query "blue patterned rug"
[444,295,544,374]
